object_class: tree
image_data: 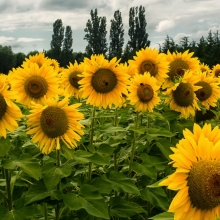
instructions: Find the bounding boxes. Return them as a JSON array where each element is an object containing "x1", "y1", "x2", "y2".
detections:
[
  {"x1": 61, "y1": 25, "x2": 73, "y2": 67},
  {"x1": 159, "y1": 35, "x2": 176, "y2": 53},
  {"x1": 50, "y1": 19, "x2": 64, "y2": 62},
  {"x1": 126, "y1": 6, "x2": 150, "y2": 53},
  {"x1": 109, "y1": 10, "x2": 124, "y2": 60},
  {"x1": 0, "y1": 45, "x2": 16, "y2": 74},
  {"x1": 14, "y1": 52, "x2": 26, "y2": 68},
  {"x1": 84, "y1": 9, "x2": 108, "y2": 57},
  {"x1": 179, "y1": 36, "x2": 190, "y2": 51}
]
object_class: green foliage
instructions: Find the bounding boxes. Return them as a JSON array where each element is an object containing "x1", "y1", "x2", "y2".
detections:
[
  {"x1": 0, "y1": 45, "x2": 16, "y2": 74},
  {"x1": 84, "y1": 9, "x2": 108, "y2": 57},
  {"x1": 109, "y1": 10, "x2": 124, "y2": 60}
]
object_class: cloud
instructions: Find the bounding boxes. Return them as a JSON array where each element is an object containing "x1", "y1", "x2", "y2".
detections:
[
  {"x1": 0, "y1": 36, "x2": 15, "y2": 44},
  {"x1": 17, "y1": 37, "x2": 44, "y2": 42},
  {"x1": 155, "y1": 19, "x2": 175, "y2": 32}
]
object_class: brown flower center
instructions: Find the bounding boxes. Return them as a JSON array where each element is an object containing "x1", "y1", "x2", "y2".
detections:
[
  {"x1": 137, "y1": 83, "x2": 154, "y2": 102},
  {"x1": 68, "y1": 71, "x2": 82, "y2": 89},
  {"x1": 195, "y1": 81, "x2": 212, "y2": 101},
  {"x1": 40, "y1": 106, "x2": 68, "y2": 138},
  {"x1": 24, "y1": 75, "x2": 48, "y2": 99},
  {"x1": 172, "y1": 82, "x2": 194, "y2": 107},
  {"x1": 91, "y1": 69, "x2": 117, "y2": 93},
  {"x1": 188, "y1": 160, "x2": 220, "y2": 210},
  {"x1": 0, "y1": 94, "x2": 7, "y2": 120},
  {"x1": 168, "y1": 59, "x2": 189, "y2": 81},
  {"x1": 214, "y1": 69, "x2": 220, "y2": 77},
  {"x1": 140, "y1": 60, "x2": 158, "y2": 77}
]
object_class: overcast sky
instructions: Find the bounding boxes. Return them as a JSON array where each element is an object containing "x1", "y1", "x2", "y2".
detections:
[{"x1": 0, "y1": 0, "x2": 219, "y2": 55}]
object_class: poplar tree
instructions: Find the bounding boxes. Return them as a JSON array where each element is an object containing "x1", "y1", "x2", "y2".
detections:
[
  {"x1": 84, "y1": 9, "x2": 108, "y2": 57},
  {"x1": 109, "y1": 10, "x2": 124, "y2": 60},
  {"x1": 50, "y1": 19, "x2": 64, "y2": 61},
  {"x1": 127, "y1": 6, "x2": 150, "y2": 52},
  {"x1": 61, "y1": 25, "x2": 73, "y2": 66}
]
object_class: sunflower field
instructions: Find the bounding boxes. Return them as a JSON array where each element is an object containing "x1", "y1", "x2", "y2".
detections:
[{"x1": 1, "y1": 47, "x2": 220, "y2": 220}]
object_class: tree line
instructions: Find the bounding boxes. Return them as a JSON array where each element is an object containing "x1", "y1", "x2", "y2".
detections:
[{"x1": 0, "y1": 6, "x2": 220, "y2": 74}]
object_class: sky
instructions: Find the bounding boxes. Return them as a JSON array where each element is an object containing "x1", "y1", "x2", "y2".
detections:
[{"x1": 0, "y1": 0, "x2": 220, "y2": 55}]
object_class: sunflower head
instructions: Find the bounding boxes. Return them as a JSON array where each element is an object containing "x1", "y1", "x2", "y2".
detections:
[
  {"x1": 60, "y1": 61, "x2": 84, "y2": 98},
  {"x1": 128, "y1": 47, "x2": 169, "y2": 85},
  {"x1": 79, "y1": 55, "x2": 129, "y2": 109},
  {"x1": 164, "y1": 70, "x2": 200, "y2": 118},
  {"x1": 159, "y1": 123, "x2": 220, "y2": 220},
  {"x1": 27, "y1": 98, "x2": 84, "y2": 154},
  {"x1": 163, "y1": 50, "x2": 200, "y2": 89},
  {"x1": 9, "y1": 63, "x2": 59, "y2": 107},
  {"x1": 212, "y1": 64, "x2": 220, "y2": 77},
  {"x1": 127, "y1": 72, "x2": 161, "y2": 112},
  {"x1": 0, "y1": 94, "x2": 7, "y2": 120},
  {"x1": 23, "y1": 52, "x2": 46, "y2": 67}
]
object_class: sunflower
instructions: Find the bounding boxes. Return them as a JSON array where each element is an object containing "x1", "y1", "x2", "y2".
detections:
[
  {"x1": 200, "y1": 63, "x2": 211, "y2": 75},
  {"x1": 60, "y1": 61, "x2": 84, "y2": 99},
  {"x1": 128, "y1": 47, "x2": 169, "y2": 86},
  {"x1": 194, "y1": 71, "x2": 220, "y2": 109},
  {"x1": 47, "y1": 58, "x2": 60, "y2": 73},
  {"x1": 163, "y1": 50, "x2": 200, "y2": 89},
  {"x1": 127, "y1": 72, "x2": 161, "y2": 112},
  {"x1": 22, "y1": 52, "x2": 47, "y2": 68},
  {"x1": 0, "y1": 74, "x2": 22, "y2": 138},
  {"x1": 211, "y1": 64, "x2": 220, "y2": 78},
  {"x1": 26, "y1": 98, "x2": 84, "y2": 154},
  {"x1": 164, "y1": 70, "x2": 200, "y2": 119},
  {"x1": 78, "y1": 54, "x2": 129, "y2": 109},
  {"x1": 9, "y1": 63, "x2": 59, "y2": 107},
  {"x1": 159, "y1": 123, "x2": 220, "y2": 220}
]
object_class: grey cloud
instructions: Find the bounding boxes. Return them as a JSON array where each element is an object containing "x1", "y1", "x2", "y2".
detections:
[{"x1": 39, "y1": 0, "x2": 92, "y2": 11}]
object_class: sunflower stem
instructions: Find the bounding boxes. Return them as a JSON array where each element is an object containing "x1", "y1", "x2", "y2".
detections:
[
  {"x1": 128, "y1": 112, "x2": 139, "y2": 177},
  {"x1": 5, "y1": 169, "x2": 12, "y2": 211},
  {"x1": 88, "y1": 106, "x2": 96, "y2": 180},
  {"x1": 44, "y1": 203, "x2": 48, "y2": 220},
  {"x1": 55, "y1": 150, "x2": 61, "y2": 220}
]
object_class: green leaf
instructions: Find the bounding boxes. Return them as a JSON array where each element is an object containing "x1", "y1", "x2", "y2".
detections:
[
  {"x1": 140, "y1": 153, "x2": 167, "y2": 171},
  {"x1": 16, "y1": 156, "x2": 42, "y2": 180},
  {"x1": 146, "y1": 128, "x2": 175, "y2": 137},
  {"x1": 63, "y1": 192, "x2": 82, "y2": 210},
  {"x1": 73, "y1": 150, "x2": 92, "y2": 163},
  {"x1": 98, "y1": 143, "x2": 114, "y2": 155},
  {"x1": 43, "y1": 163, "x2": 71, "y2": 191},
  {"x1": 132, "y1": 161, "x2": 157, "y2": 180},
  {"x1": 88, "y1": 152, "x2": 110, "y2": 165},
  {"x1": 127, "y1": 125, "x2": 146, "y2": 134},
  {"x1": 79, "y1": 184, "x2": 109, "y2": 219},
  {"x1": 110, "y1": 197, "x2": 147, "y2": 218},
  {"x1": 99, "y1": 124, "x2": 126, "y2": 134},
  {"x1": 149, "y1": 212, "x2": 174, "y2": 220},
  {"x1": 3, "y1": 210, "x2": 28, "y2": 220},
  {"x1": 0, "y1": 137, "x2": 13, "y2": 157},
  {"x1": 102, "y1": 171, "x2": 140, "y2": 195},
  {"x1": 25, "y1": 181, "x2": 50, "y2": 205},
  {"x1": 0, "y1": 205, "x2": 8, "y2": 217},
  {"x1": 156, "y1": 139, "x2": 173, "y2": 161},
  {"x1": 2, "y1": 155, "x2": 41, "y2": 180},
  {"x1": 91, "y1": 177, "x2": 112, "y2": 194},
  {"x1": 141, "y1": 187, "x2": 169, "y2": 211}
]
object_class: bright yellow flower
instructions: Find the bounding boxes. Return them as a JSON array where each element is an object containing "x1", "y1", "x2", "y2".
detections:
[
  {"x1": 164, "y1": 71, "x2": 200, "y2": 118},
  {"x1": 159, "y1": 123, "x2": 220, "y2": 220},
  {"x1": 194, "y1": 71, "x2": 220, "y2": 109},
  {"x1": 211, "y1": 64, "x2": 220, "y2": 78},
  {"x1": 26, "y1": 98, "x2": 84, "y2": 154},
  {"x1": 199, "y1": 63, "x2": 211, "y2": 75},
  {"x1": 127, "y1": 72, "x2": 161, "y2": 112},
  {"x1": 22, "y1": 52, "x2": 47, "y2": 67},
  {"x1": 163, "y1": 50, "x2": 200, "y2": 89},
  {"x1": 60, "y1": 61, "x2": 84, "y2": 99},
  {"x1": 128, "y1": 47, "x2": 169, "y2": 86},
  {"x1": 0, "y1": 74, "x2": 22, "y2": 138},
  {"x1": 9, "y1": 63, "x2": 59, "y2": 107},
  {"x1": 79, "y1": 54, "x2": 129, "y2": 109}
]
